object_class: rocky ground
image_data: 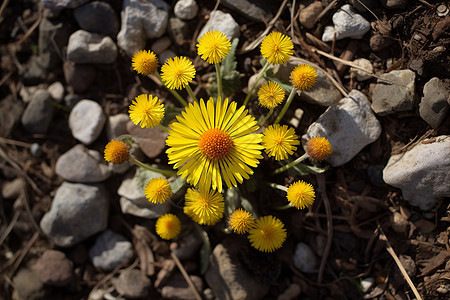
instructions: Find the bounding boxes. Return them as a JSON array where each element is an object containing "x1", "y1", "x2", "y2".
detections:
[{"x1": 0, "y1": 0, "x2": 449, "y2": 299}]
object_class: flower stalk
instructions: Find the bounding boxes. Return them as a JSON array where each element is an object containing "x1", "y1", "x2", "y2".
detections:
[
  {"x1": 273, "y1": 88, "x2": 297, "y2": 125},
  {"x1": 130, "y1": 156, "x2": 177, "y2": 177},
  {"x1": 272, "y1": 152, "x2": 309, "y2": 174},
  {"x1": 243, "y1": 61, "x2": 271, "y2": 107}
]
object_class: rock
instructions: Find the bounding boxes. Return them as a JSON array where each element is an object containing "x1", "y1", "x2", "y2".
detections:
[
  {"x1": 47, "y1": 81, "x2": 64, "y2": 102},
  {"x1": 63, "y1": 61, "x2": 96, "y2": 93},
  {"x1": 360, "y1": 278, "x2": 374, "y2": 293},
  {"x1": 19, "y1": 85, "x2": 40, "y2": 103},
  {"x1": 67, "y1": 30, "x2": 118, "y2": 64},
  {"x1": 350, "y1": 58, "x2": 373, "y2": 81},
  {"x1": 113, "y1": 269, "x2": 152, "y2": 299},
  {"x1": 74, "y1": 1, "x2": 119, "y2": 38},
  {"x1": 89, "y1": 230, "x2": 134, "y2": 271},
  {"x1": 31, "y1": 142, "x2": 42, "y2": 158},
  {"x1": 370, "y1": 34, "x2": 392, "y2": 52},
  {"x1": 390, "y1": 211, "x2": 408, "y2": 233},
  {"x1": 293, "y1": 242, "x2": 318, "y2": 273},
  {"x1": 322, "y1": 4, "x2": 370, "y2": 42},
  {"x1": 55, "y1": 144, "x2": 112, "y2": 183},
  {"x1": 380, "y1": 0, "x2": 407, "y2": 10},
  {"x1": 117, "y1": 0, "x2": 170, "y2": 57},
  {"x1": 161, "y1": 272, "x2": 203, "y2": 300},
  {"x1": 174, "y1": 0, "x2": 199, "y2": 20},
  {"x1": 126, "y1": 121, "x2": 168, "y2": 158},
  {"x1": 159, "y1": 49, "x2": 177, "y2": 64},
  {"x1": 64, "y1": 93, "x2": 82, "y2": 109},
  {"x1": 21, "y1": 89, "x2": 55, "y2": 134},
  {"x1": 1, "y1": 178, "x2": 25, "y2": 199},
  {"x1": 42, "y1": 0, "x2": 89, "y2": 9},
  {"x1": 0, "y1": 95, "x2": 23, "y2": 137},
  {"x1": 383, "y1": 135, "x2": 450, "y2": 210},
  {"x1": 32, "y1": 250, "x2": 73, "y2": 286},
  {"x1": 13, "y1": 268, "x2": 47, "y2": 300},
  {"x1": 69, "y1": 99, "x2": 106, "y2": 145},
  {"x1": 21, "y1": 56, "x2": 47, "y2": 85},
  {"x1": 205, "y1": 240, "x2": 270, "y2": 300},
  {"x1": 419, "y1": 77, "x2": 449, "y2": 128},
  {"x1": 371, "y1": 69, "x2": 416, "y2": 116},
  {"x1": 299, "y1": 2, "x2": 323, "y2": 29},
  {"x1": 106, "y1": 114, "x2": 130, "y2": 140},
  {"x1": 305, "y1": 90, "x2": 381, "y2": 166},
  {"x1": 219, "y1": 0, "x2": 274, "y2": 23},
  {"x1": 151, "y1": 36, "x2": 172, "y2": 55},
  {"x1": 40, "y1": 182, "x2": 109, "y2": 247},
  {"x1": 198, "y1": 10, "x2": 240, "y2": 42},
  {"x1": 409, "y1": 59, "x2": 425, "y2": 77},
  {"x1": 367, "y1": 164, "x2": 386, "y2": 187},
  {"x1": 393, "y1": 255, "x2": 416, "y2": 286},
  {"x1": 168, "y1": 17, "x2": 191, "y2": 47},
  {"x1": 172, "y1": 231, "x2": 202, "y2": 261}
]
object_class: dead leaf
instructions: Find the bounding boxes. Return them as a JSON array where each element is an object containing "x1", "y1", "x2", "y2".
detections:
[{"x1": 419, "y1": 251, "x2": 450, "y2": 276}]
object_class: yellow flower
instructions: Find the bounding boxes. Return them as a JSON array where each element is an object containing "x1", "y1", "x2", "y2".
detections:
[
  {"x1": 228, "y1": 209, "x2": 255, "y2": 234},
  {"x1": 305, "y1": 136, "x2": 332, "y2": 161},
  {"x1": 129, "y1": 94, "x2": 165, "y2": 128},
  {"x1": 197, "y1": 30, "x2": 231, "y2": 64},
  {"x1": 290, "y1": 64, "x2": 317, "y2": 91},
  {"x1": 104, "y1": 140, "x2": 130, "y2": 164},
  {"x1": 183, "y1": 188, "x2": 224, "y2": 225},
  {"x1": 248, "y1": 215, "x2": 287, "y2": 253},
  {"x1": 161, "y1": 56, "x2": 196, "y2": 90},
  {"x1": 286, "y1": 180, "x2": 315, "y2": 209},
  {"x1": 132, "y1": 50, "x2": 158, "y2": 75},
  {"x1": 156, "y1": 213, "x2": 181, "y2": 240},
  {"x1": 145, "y1": 178, "x2": 173, "y2": 204},
  {"x1": 258, "y1": 81, "x2": 285, "y2": 109},
  {"x1": 166, "y1": 97, "x2": 263, "y2": 192},
  {"x1": 262, "y1": 125, "x2": 300, "y2": 161},
  {"x1": 260, "y1": 32, "x2": 293, "y2": 65}
]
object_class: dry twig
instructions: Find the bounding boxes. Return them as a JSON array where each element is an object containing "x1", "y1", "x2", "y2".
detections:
[{"x1": 170, "y1": 251, "x2": 203, "y2": 300}]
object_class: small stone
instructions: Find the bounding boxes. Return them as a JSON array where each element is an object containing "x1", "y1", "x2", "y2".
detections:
[
  {"x1": 21, "y1": 56, "x2": 47, "y2": 85},
  {"x1": 161, "y1": 272, "x2": 203, "y2": 300},
  {"x1": 67, "y1": 30, "x2": 118, "y2": 64},
  {"x1": 299, "y1": 2, "x2": 323, "y2": 29},
  {"x1": 74, "y1": 1, "x2": 119, "y2": 37},
  {"x1": 32, "y1": 250, "x2": 73, "y2": 286},
  {"x1": 89, "y1": 230, "x2": 134, "y2": 271},
  {"x1": 380, "y1": 0, "x2": 407, "y2": 10},
  {"x1": 198, "y1": 10, "x2": 240, "y2": 42},
  {"x1": 47, "y1": 81, "x2": 64, "y2": 102},
  {"x1": 322, "y1": 4, "x2": 370, "y2": 42},
  {"x1": 174, "y1": 0, "x2": 199, "y2": 20},
  {"x1": 30, "y1": 143, "x2": 42, "y2": 157},
  {"x1": 69, "y1": 99, "x2": 106, "y2": 145},
  {"x1": 371, "y1": 69, "x2": 416, "y2": 116},
  {"x1": 21, "y1": 89, "x2": 55, "y2": 134},
  {"x1": 409, "y1": 59, "x2": 425, "y2": 77},
  {"x1": 219, "y1": 0, "x2": 274, "y2": 23},
  {"x1": 0, "y1": 95, "x2": 23, "y2": 137},
  {"x1": 277, "y1": 283, "x2": 301, "y2": 300},
  {"x1": 64, "y1": 93, "x2": 82, "y2": 109},
  {"x1": 42, "y1": 0, "x2": 89, "y2": 9},
  {"x1": 159, "y1": 49, "x2": 177, "y2": 64},
  {"x1": 390, "y1": 211, "x2": 408, "y2": 233},
  {"x1": 106, "y1": 114, "x2": 129, "y2": 140},
  {"x1": 13, "y1": 268, "x2": 47, "y2": 300},
  {"x1": 350, "y1": 58, "x2": 373, "y2": 81},
  {"x1": 19, "y1": 85, "x2": 40, "y2": 103},
  {"x1": 361, "y1": 278, "x2": 374, "y2": 293},
  {"x1": 419, "y1": 77, "x2": 449, "y2": 128},
  {"x1": 168, "y1": 17, "x2": 191, "y2": 47},
  {"x1": 172, "y1": 231, "x2": 202, "y2": 261},
  {"x1": 1, "y1": 178, "x2": 25, "y2": 199},
  {"x1": 63, "y1": 61, "x2": 96, "y2": 93},
  {"x1": 126, "y1": 121, "x2": 168, "y2": 158},
  {"x1": 151, "y1": 36, "x2": 172, "y2": 55},
  {"x1": 113, "y1": 269, "x2": 151, "y2": 299},
  {"x1": 436, "y1": 284, "x2": 449, "y2": 294},
  {"x1": 370, "y1": 34, "x2": 392, "y2": 52},
  {"x1": 293, "y1": 242, "x2": 318, "y2": 273}
]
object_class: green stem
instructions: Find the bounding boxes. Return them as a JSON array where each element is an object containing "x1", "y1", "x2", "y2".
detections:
[
  {"x1": 272, "y1": 153, "x2": 309, "y2": 175},
  {"x1": 155, "y1": 73, "x2": 188, "y2": 107},
  {"x1": 158, "y1": 123, "x2": 169, "y2": 133},
  {"x1": 258, "y1": 108, "x2": 274, "y2": 126},
  {"x1": 185, "y1": 84, "x2": 198, "y2": 103},
  {"x1": 268, "y1": 183, "x2": 292, "y2": 210},
  {"x1": 215, "y1": 62, "x2": 223, "y2": 100},
  {"x1": 273, "y1": 88, "x2": 298, "y2": 125},
  {"x1": 243, "y1": 61, "x2": 271, "y2": 107},
  {"x1": 130, "y1": 156, "x2": 177, "y2": 177}
]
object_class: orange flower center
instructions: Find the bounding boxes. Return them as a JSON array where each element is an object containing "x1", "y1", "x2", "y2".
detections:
[{"x1": 198, "y1": 128, "x2": 234, "y2": 160}]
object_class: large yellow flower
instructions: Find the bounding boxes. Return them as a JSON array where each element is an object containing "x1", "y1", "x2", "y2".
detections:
[
  {"x1": 262, "y1": 124, "x2": 300, "y2": 160},
  {"x1": 132, "y1": 50, "x2": 158, "y2": 75},
  {"x1": 160, "y1": 56, "x2": 196, "y2": 90},
  {"x1": 184, "y1": 188, "x2": 224, "y2": 225},
  {"x1": 260, "y1": 32, "x2": 293, "y2": 65},
  {"x1": 248, "y1": 215, "x2": 287, "y2": 253},
  {"x1": 129, "y1": 94, "x2": 164, "y2": 128},
  {"x1": 166, "y1": 97, "x2": 263, "y2": 192},
  {"x1": 197, "y1": 30, "x2": 231, "y2": 64}
]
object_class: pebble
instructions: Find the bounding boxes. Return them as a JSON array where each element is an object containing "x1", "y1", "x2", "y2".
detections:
[
  {"x1": 64, "y1": 93, "x2": 82, "y2": 109},
  {"x1": 47, "y1": 81, "x2": 64, "y2": 103},
  {"x1": 370, "y1": 34, "x2": 392, "y2": 52},
  {"x1": 113, "y1": 269, "x2": 152, "y2": 299},
  {"x1": 293, "y1": 242, "x2": 318, "y2": 273},
  {"x1": 198, "y1": 10, "x2": 240, "y2": 42},
  {"x1": 21, "y1": 56, "x2": 47, "y2": 85},
  {"x1": 161, "y1": 272, "x2": 203, "y2": 300},
  {"x1": 1, "y1": 178, "x2": 25, "y2": 199},
  {"x1": 360, "y1": 277, "x2": 374, "y2": 293},
  {"x1": 30, "y1": 143, "x2": 43, "y2": 157},
  {"x1": 305, "y1": 90, "x2": 382, "y2": 167},
  {"x1": 69, "y1": 99, "x2": 106, "y2": 145},
  {"x1": 42, "y1": 0, "x2": 89, "y2": 9},
  {"x1": 67, "y1": 30, "x2": 118, "y2": 64},
  {"x1": 383, "y1": 135, "x2": 450, "y2": 210},
  {"x1": 38, "y1": 17, "x2": 73, "y2": 70},
  {"x1": 299, "y1": 1, "x2": 323, "y2": 29},
  {"x1": 172, "y1": 231, "x2": 202, "y2": 261},
  {"x1": 350, "y1": 58, "x2": 373, "y2": 81},
  {"x1": 89, "y1": 230, "x2": 134, "y2": 271},
  {"x1": 106, "y1": 113, "x2": 130, "y2": 140},
  {"x1": 151, "y1": 36, "x2": 172, "y2": 55},
  {"x1": 409, "y1": 59, "x2": 425, "y2": 77},
  {"x1": 21, "y1": 89, "x2": 55, "y2": 134},
  {"x1": 419, "y1": 77, "x2": 449, "y2": 128},
  {"x1": 390, "y1": 211, "x2": 409, "y2": 233},
  {"x1": 371, "y1": 69, "x2": 416, "y2": 116},
  {"x1": 32, "y1": 250, "x2": 73, "y2": 286},
  {"x1": 13, "y1": 268, "x2": 47, "y2": 300},
  {"x1": 322, "y1": 4, "x2": 370, "y2": 42},
  {"x1": 220, "y1": 0, "x2": 274, "y2": 23},
  {"x1": 168, "y1": 17, "x2": 191, "y2": 47},
  {"x1": 63, "y1": 61, "x2": 96, "y2": 93},
  {"x1": 19, "y1": 85, "x2": 39, "y2": 103},
  {"x1": 0, "y1": 95, "x2": 23, "y2": 137},
  {"x1": 380, "y1": 0, "x2": 407, "y2": 10},
  {"x1": 159, "y1": 49, "x2": 177, "y2": 64},
  {"x1": 205, "y1": 239, "x2": 270, "y2": 300},
  {"x1": 74, "y1": 1, "x2": 119, "y2": 38},
  {"x1": 40, "y1": 182, "x2": 109, "y2": 247},
  {"x1": 117, "y1": 0, "x2": 170, "y2": 57},
  {"x1": 55, "y1": 144, "x2": 112, "y2": 183},
  {"x1": 174, "y1": 0, "x2": 199, "y2": 20},
  {"x1": 126, "y1": 121, "x2": 168, "y2": 158},
  {"x1": 277, "y1": 283, "x2": 301, "y2": 300}
]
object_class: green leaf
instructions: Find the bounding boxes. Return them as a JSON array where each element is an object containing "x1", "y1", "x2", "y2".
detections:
[
  {"x1": 134, "y1": 167, "x2": 165, "y2": 191},
  {"x1": 288, "y1": 163, "x2": 329, "y2": 176},
  {"x1": 263, "y1": 70, "x2": 293, "y2": 93},
  {"x1": 197, "y1": 226, "x2": 211, "y2": 274},
  {"x1": 160, "y1": 102, "x2": 182, "y2": 127},
  {"x1": 169, "y1": 176, "x2": 186, "y2": 194}
]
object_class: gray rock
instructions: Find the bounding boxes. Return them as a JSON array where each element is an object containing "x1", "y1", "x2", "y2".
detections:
[
  {"x1": 172, "y1": 231, "x2": 202, "y2": 261},
  {"x1": 74, "y1": 1, "x2": 119, "y2": 37},
  {"x1": 67, "y1": 30, "x2": 118, "y2": 64},
  {"x1": 383, "y1": 135, "x2": 450, "y2": 210},
  {"x1": 55, "y1": 144, "x2": 111, "y2": 183},
  {"x1": 63, "y1": 61, "x2": 96, "y2": 93},
  {"x1": 69, "y1": 99, "x2": 106, "y2": 145},
  {"x1": 305, "y1": 90, "x2": 382, "y2": 166},
  {"x1": 89, "y1": 230, "x2": 134, "y2": 271},
  {"x1": 1, "y1": 178, "x2": 25, "y2": 200},
  {"x1": 19, "y1": 85, "x2": 40, "y2": 103},
  {"x1": 220, "y1": 0, "x2": 274, "y2": 23},
  {"x1": 106, "y1": 113, "x2": 130, "y2": 140},
  {"x1": 322, "y1": 4, "x2": 370, "y2": 42},
  {"x1": 168, "y1": 17, "x2": 191, "y2": 47},
  {"x1": 161, "y1": 273, "x2": 203, "y2": 300},
  {"x1": 47, "y1": 81, "x2": 64, "y2": 103},
  {"x1": 30, "y1": 143, "x2": 43, "y2": 158},
  {"x1": 126, "y1": 122, "x2": 168, "y2": 158},
  {"x1": 370, "y1": 34, "x2": 392, "y2": 52},
  {"x1": 0, "y1": 95, "x2": 23, "y2": 137},
  {"x1": 205, "y1": 240, "x2": 270, "y2": 300},
  {"x1": 390, "y1": 211, "x2": 408, "y2": 233},
  {"x1": 32, "y1": 250, "x2": 73, "y2": 286},
  {"x1": 293, "y1": 242, "x2": 318, "y2": 273},
  {"x1": 174, "y1": 0, "x2": 199, "y2": 20},
  {"x1": 419, "y1": 77, "x2": 449, "y2": 128},
  {"x1": 21, "y1": 89, "x2": 55, "y2": 134},
  {"x1": 40, "y1": 182, "x2": 109, "y2": 247},
  {"x1": 350, "y1": 58, "x2": 373, "y2": 81},
  {"x1": 380, "y1": 0, "x2": 407, "y2": 9},
  {"x1": 64, "y1": 93, "x2": 82, "y2": 109},
  {"x1": 113, "y1": 269, "x2": 152, "y2": 299},
  {"x1": 151, "y1": 36, "x2": 172, "y2": 55},
  {"x1": 299, "y1": 1, "x2": 323, "y2": 29},
  {"x1": 371, "y1": 69, "x2": 416, "y2": 116},
  {"x1": 159, "y1": 49, "x2": 177, "y2": 64},
  {"x1": 360, "y1": 278, "x2": 374, "y2": 293},
  {"x1": 198, "y1": 10, "x2": 240, "y2": 42},
  {"x1": 42, "y1": 0, "x2": 89, "y2": 9},
  {"x1": 13, "y1": 268, "x2": 47, "y2": 300},
  {"x1": 117, "y1": 0, "x2": 170, "y2": 57}
]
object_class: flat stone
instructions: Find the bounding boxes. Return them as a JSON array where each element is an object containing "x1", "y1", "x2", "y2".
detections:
[
  {"x1": 161, "y1": 273, "x2": 203, "y2": 300},
  {"x1": 419, "y1": 77, "x2": 449, "y2": 128},
  {"x1": 371, "y1": 69, "x2": 416, "y2": 116},
  {"x1": 219, "y1": 0, "x2": 274, "y2": 23},
  {"x1": 350, "y1": 58, "x2": 373, "y2": 81},
  {"x1": 13, "y1": 268, "x2": 47, "y2": 300},
  {"x1": 198, "y1": 10, "x2": 240, "y2": 42},
  {"x1": 293, "y1": 242, "x2": 318, "y2": 273},
  {"x1": 63, "y1": 61, "x2": 96, "y2": 93},
  {"x1": 89, "y1": 230, "x2": 134, "y2": 271},
  {"x1": 174, "y1": 0, "x2": 199, "y2": 20},
  {"x1": 74, "y1": 1, "x2": 119, "y2": 37},
  {"x1": 299, "y1": 1, "x2": 323, "y2": 29},
  {"x1": 151, "y1": 36, "x2": 172, "y2": 55},
  {"x1": 69, "y1": 99, "x2": 106, "y2": 145},
  {"x1": 0, "y1": 95, "x2": 23, "y2": 137},
  {"x1": 126, "y1": 121, "x2": 168, "y2": 158},
  {"x1": 40, "y1": 182, "x2": 109, "y2": 247},
  {"x1": 21, "y1": 89, "x2": 55, "y2": 134},
  {"x1": 67, "y1": 30, "x2": 118, "y2": 64},
  {"x1": 159, "y1": 49, "x2": 177, "y2": 65},
  {"x1": 106, "y1": 113, "x2": 130, "y2": 140},
  {"x1": 42, "y1": 0, "x2": 89, "y2": 9},
  {"x1": 305, "y1": 90, "x2": 382, "y2": 166},
  {"x1": 32, "y1": 250, "x2": 73, "y2": 286},
  {"x1": 322, "y1": 4, "x2": 370, "y2": 42},
  {"x1": 113, "y1": 269, "x2": 152, "y2": 299},
  {"x1": 383, "y1": 135, "x2": 450, "y2": 210}
]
